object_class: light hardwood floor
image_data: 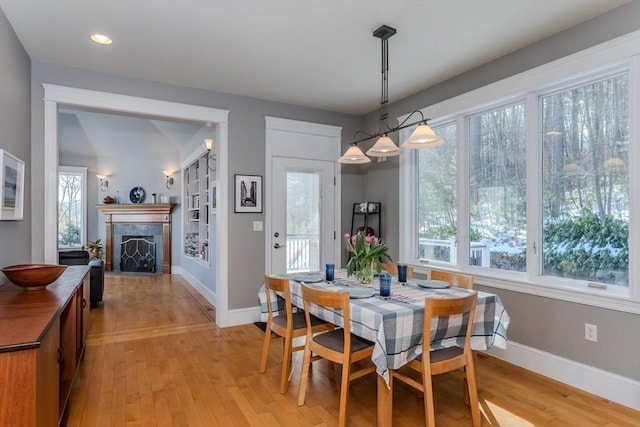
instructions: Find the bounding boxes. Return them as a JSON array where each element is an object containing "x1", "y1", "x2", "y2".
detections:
[{"x1": 66, "y1": 274, "x2": 639, "y2": 426}]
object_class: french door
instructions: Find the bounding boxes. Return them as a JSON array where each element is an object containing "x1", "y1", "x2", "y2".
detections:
[{"x1": 269, "y1": 157, "x2": 336, "y2": 274}]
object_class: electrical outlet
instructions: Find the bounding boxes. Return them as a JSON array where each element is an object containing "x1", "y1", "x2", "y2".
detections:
[{"x1": 585, "y1": 323, "x2": 598, "y2": 342}]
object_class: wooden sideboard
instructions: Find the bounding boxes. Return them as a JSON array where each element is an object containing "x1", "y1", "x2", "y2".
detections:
[{"x1": 0, "y1": 266, "x2": 90, "y2": 427}]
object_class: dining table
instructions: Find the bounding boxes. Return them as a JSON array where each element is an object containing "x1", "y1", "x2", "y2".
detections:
[{"x1": 258, "y1": 270, "x2": 510, "y2": 426}]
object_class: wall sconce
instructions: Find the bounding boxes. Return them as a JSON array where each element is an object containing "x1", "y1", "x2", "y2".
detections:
[
  {"x1": 204, "y1": 138, "x2": 217, "y2": 171},
  {"x1": 163, "y1": 170, "x2": 174, "y2": 189},
  {"x1": 96, "y1": 174, "x2": 109, "y2": 192}
]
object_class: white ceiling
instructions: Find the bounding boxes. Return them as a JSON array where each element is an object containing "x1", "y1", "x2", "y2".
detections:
[{"x1": 0, "y1": 0, "x2": 628, "y2": 115}]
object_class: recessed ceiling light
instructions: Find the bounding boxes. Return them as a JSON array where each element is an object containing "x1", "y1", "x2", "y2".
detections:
[{"x1": 90, "y1": 33, "x2": 112, "y2": 45}]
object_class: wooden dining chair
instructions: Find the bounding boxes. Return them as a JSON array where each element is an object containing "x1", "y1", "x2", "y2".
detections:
[
  {"x1": 428, "y1": 269, "x2": 474, "y2": 289},
  {"x1": 390, "y1": 291, "x2": 481, "y2": 426},
  {"x1": 259, "y1": 274, "x2": 333, "y2": 394},
  {"x1": 297, "y1": 284, "x2": 376, "y2": 427},
  {"x1": 381, "y1": 262, "x2": 414, "y2": 278}
]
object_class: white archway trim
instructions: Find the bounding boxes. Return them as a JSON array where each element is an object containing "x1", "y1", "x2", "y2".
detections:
[{"x1": 42, "y1": 84, "x2": 232, "y2": 326}]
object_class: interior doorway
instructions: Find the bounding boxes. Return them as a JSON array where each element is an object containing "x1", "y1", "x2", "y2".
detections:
[{"x1": 42, "y1": 84, "x2": 234, "y2": 326}]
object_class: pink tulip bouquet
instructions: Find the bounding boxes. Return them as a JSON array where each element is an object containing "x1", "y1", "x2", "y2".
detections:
[{"x1": 344, "y1": 231, "x2": 391, "y2": 283}]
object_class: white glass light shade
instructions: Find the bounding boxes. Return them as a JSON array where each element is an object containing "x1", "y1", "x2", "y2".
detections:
[
  {"x1": 338, "y1": 145, "x2": 371, "y2": 164},
  {"x1": 366, "y1": 135, "x2": 401, "y2": 157},
  {"x1": 96, "y1": 174, "x2": 106, "y2": 180},
  {"x1": 204, "y1": 138, "x2": 214, "y2": 150},
  {"x1": 402, "y1": 123, "x2": 445, "y2": 148},
  {"x1": 90, "y1": 33, "x2": 112, "y2": 45}
]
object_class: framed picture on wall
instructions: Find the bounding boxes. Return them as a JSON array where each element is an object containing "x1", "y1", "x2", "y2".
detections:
[
  {"x1": 234, "y1": 174, "x2": 262, "y2": 213},
  {"x1": 0, "y1": 150, "x2": 25, "y2": 220}
]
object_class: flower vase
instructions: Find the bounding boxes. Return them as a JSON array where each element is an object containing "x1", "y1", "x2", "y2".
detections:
[{"x1": 356, "y1": 260, "x2": 374, "y2": 284}]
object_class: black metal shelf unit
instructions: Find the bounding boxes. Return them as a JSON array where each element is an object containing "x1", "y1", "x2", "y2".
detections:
[{"x1": 350, "y1": 202, "x2": 382, "y2": 238}]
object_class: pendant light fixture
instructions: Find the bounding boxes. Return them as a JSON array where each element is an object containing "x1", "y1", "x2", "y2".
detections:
[{"x1": 338, "y1": 25, "x2": 444, "y2": 164}]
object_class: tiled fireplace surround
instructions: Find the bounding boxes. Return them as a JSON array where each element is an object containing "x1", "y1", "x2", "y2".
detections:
[{"x1": 96, "y1": 204, "x2": 177, "y2": 274}]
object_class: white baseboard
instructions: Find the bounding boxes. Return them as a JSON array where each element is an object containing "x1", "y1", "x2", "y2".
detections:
[
  {"x1": 172, "y1": 266, "x2": 217, "y2": 308},
  {"x1": 484, "y1": 342, "x2": 640, "y2": 411},
  {"x1": 224, "y1": 306, "x2": 262, "y2": 327},
  {"x1": 173, "y1": 267, "x2": 261, "y2": 327}
]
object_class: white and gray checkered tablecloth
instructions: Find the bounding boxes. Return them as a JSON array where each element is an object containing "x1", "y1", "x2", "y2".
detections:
[{"x1": 258, "y1": 271, "x2": 510, "y2": 386}]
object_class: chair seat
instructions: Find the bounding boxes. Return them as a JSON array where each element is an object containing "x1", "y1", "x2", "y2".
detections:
[
  {"x1": 272, "y1": 311, "x2": 328, "y2": 330},
  {"x1": 417, "y1": 346, "x2": 463, "y2": 364},
  {"x1": 313, "y1": 329, "x2": 374, "y2": 353}
]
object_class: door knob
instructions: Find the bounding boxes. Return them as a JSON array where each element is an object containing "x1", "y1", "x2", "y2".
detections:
[{"x1": 273, "y1": 243, "x2": 282, "y2": 249}]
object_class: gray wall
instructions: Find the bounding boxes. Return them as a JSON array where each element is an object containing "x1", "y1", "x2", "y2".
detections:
[
  {"x1": 29, "y1": 61, "x2": 363, "y2": 311},
  {"x1": 0, "y1": 8, "x2": 30, "y2": 280},
  {"x1": 359, "y1": 1, "x2": 640, "y2": 380}
]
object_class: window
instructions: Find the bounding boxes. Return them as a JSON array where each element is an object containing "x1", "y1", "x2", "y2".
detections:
[
  {"x1": 416, "y1": 122, "x2": 457, "y2": 263},
  {"x1": 541, "y1": 74, "x2": 629, "y2": 287},
  {"x1": 58, "y1": 166, "x2": 87, "y2": 249},
  {"x1": 468, "y1": 104, "x2": 526, "y2": 271},
  {"x1": 401, "y1": 32, "x2": 638, "y2": 307}
]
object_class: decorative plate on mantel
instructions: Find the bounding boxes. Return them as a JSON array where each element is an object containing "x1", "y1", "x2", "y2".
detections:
[{"x1": 129, "y1": 187, "x2": 145, "y2": 204}]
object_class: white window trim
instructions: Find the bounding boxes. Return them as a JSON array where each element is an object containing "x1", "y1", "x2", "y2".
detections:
[
  {"x1": 58, "y1": 166, "x2": 87, "y2": 250},
  {"x1": 400, "y1": 30, "x2": 640, "y2": 314}
]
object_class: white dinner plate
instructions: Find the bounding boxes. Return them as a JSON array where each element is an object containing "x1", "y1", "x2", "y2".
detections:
[
  {"x1": 347, "y1": 288, "x2": 375, "y2": 299},
  {"x1": 291, "y1": 272, "x2": 325, "y2": 283},
  {"x1": 414, "y1": 279, "x2": 451, "y2": 289}
]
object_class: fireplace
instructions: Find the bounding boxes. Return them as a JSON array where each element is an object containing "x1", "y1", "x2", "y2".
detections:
[
  {"x1": 96, "y1": 203, "x2": 176, "y2": 274},
  {"x1": 121, "y1": 235, "x2": 156, "y2": 273}
]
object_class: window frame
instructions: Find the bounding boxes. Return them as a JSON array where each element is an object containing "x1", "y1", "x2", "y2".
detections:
[
  {"x1": 400, "y1": 30, "x2": 640, "y2": 313},
  {"x1": 57, "y1": 166, "x2": 87, "y2": 250}
]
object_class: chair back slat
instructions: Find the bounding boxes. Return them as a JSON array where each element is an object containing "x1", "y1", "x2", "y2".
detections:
[
  {"x1": 424, "y1": 291, "x2": 477, "y2": 347},
  {"x1": 301, "y1": 283, "x2": 348, "y2": 310},
  {"x1": 427, "y1": 269, "x2": 474, "y2": 289}
]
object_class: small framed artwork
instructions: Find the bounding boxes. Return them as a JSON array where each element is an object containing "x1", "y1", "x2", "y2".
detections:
[
  {"x1": 210, "y1": 181, "x2": 217, "y2": 214},
  {"x1": 0, "y1": 150, "x2": 25, "y2": 220},
  {"x1": 234, "y1": 174, "x2": 262, "y2": 213}
]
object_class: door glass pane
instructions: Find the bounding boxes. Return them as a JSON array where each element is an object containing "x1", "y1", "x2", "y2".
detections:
[
  {"x1": 416, "y1": 122, "x2": 457, "y2": 263},
  {"x1": 541, "y1": 74, "x2": 629, "y2": 286},
  {"x1": 286, "y1": 171, "x2": 321, "y2": 273},
  {"x1": 468, "y1": 103, "x2": 527, "y2": 271}
]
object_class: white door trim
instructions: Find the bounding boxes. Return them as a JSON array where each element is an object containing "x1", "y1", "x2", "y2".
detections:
[
  {"x1": 42, "y1": 84, "x2": 233, "y2": 326},
  {"x1": 264, "y1": 116, "x2": 342, "y2": 273}
]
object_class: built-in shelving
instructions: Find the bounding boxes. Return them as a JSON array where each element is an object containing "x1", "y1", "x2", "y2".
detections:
[{"x1": 184, "y1": 153, "x2": 212, "y2": 262}]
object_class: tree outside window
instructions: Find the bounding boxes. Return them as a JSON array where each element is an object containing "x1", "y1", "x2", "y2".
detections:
[
  {"x1": 542, "y1": 74, "x2": 629, "y2": 286},
  {"x1": 58, "y1": 167, "x2": 87, "y2": 249},
  {"x1": 468, "y1": 104, "x2": 527, "y2": 271},
  {"x1": 416, "y1": 122, "x2": 457, "y2": 263}
]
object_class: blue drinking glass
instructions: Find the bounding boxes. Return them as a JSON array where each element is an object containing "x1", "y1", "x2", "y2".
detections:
[
  {"x1": 379, "y1": 273, "x2": 391, "y2": 297},
  {"x1": 397, "y1": 264, "x2": 407, "y2": 283},
  {"x1": 325, "y1": 263, "x2": 335, "y2": 281}
]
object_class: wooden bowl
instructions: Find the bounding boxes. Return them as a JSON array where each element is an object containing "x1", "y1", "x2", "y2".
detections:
[{"x1": 1, "y1": 264, "x2": 67, "y2": 290}]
